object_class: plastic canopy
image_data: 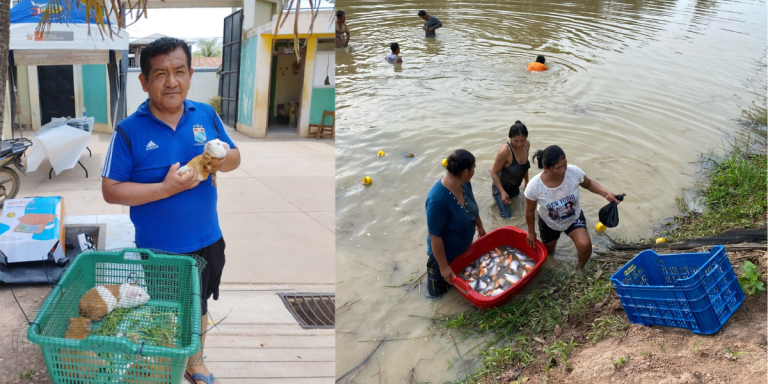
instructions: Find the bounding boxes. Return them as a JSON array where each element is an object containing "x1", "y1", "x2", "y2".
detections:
[{"x1": 9, "y1": 0, "x2": 128, "y2": 51}]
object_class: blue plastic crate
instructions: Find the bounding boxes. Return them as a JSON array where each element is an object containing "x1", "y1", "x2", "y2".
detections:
[{"x1": 610, "y1": 245, "x2": 744, "y2": 335}]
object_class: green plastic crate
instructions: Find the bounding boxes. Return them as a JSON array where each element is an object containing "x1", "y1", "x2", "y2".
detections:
[{"x1": 27, "y1": 248, "x2": 204, "y2": 384}]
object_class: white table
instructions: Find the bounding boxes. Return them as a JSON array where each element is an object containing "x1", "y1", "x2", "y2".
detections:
[{"x1": 26, "y1": 117, "x2": 94, "y2": 178}]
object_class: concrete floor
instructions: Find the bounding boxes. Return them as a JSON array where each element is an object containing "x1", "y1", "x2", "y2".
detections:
[{"x1": 10, "y1": 127, "x2": 335, "y2": 382}]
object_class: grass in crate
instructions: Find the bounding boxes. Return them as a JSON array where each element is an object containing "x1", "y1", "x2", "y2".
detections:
[{"x1": 92, "y1": 306, "x2": 180, "y2": 347}]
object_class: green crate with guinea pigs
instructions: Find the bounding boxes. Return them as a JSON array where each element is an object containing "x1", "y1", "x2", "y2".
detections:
[{"x1": 27, "y1": 248, "x2": 205, "y2": 384}]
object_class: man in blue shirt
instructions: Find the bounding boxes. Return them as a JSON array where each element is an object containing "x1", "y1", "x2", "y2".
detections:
[{"x1": 102, "y1": 37, "x2": 239, "y2": 384}]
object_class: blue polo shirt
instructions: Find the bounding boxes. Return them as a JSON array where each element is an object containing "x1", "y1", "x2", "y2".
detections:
[{"x1": 102, "y1": 99, "x2": 237, "y2": 254}]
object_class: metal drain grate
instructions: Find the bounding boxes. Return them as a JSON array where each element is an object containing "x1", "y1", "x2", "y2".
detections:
[{"x1": 278, "y1": 293, "x2": 335, "y2": 329}]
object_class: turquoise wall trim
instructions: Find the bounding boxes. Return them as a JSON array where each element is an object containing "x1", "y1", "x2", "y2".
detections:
[
  {"x1": 309, "y1": 87, "x2": 334, "y2": 125},
  {"x1": 238, "y1": 36, "x2": 257, "y2": 126},
  {"x1": 81, "y1": 65, "x2": 108, "y2": 124}
]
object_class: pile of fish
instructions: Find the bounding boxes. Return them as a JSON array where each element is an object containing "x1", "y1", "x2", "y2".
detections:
[{"x1": 459, "y1": 245, "x2": 536, "y2": 297}]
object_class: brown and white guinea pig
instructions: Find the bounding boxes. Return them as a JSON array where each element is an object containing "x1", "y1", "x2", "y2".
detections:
[
  {"x1": 177, "y1": 138, "x2": 230, "y2": 187},
  {"x1": 79, "y1": 283, "x2": 150, "y2": 322}
]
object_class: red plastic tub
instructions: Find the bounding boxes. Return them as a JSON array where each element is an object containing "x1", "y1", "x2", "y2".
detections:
[{"x1": 449, "y1": 226, "x2": 547, "y2": 309}]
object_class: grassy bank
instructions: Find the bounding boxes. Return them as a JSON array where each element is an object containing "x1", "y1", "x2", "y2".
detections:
[
  {"x1": 662, "y1": 103, "x2": 767, "y2": 240},
  {"x1": 439, "y1": 263, "x2": 616, "y2": 382}
]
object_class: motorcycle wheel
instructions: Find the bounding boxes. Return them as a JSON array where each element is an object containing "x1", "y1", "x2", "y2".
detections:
[{"x1": 0, "y1": 167, "x2": 21, "y2": 207}]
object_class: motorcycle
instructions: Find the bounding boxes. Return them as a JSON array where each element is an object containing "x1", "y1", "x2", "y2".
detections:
[{"x1": 0, "y1": 138, "x2": 33, "y2": 207}]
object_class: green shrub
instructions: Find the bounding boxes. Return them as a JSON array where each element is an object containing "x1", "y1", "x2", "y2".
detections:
[{"x1": 738, "y1": 260, "x2": 765, "y2": 296}]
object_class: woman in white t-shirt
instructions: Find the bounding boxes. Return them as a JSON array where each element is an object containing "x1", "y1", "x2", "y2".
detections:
[{"x1": 523, "y1": 145, "x2": 620, "y2": 271}]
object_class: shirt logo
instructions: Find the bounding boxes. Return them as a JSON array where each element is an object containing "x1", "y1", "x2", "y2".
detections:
[
  {"x1": 193, "y1": 125, "x2": 206, "y2": 143},
  {"x1": 146, "y1": 141, "x2": 158, "y2": 150}
]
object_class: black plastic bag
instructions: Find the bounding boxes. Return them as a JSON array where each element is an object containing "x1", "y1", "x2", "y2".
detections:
[{"x1": 598, "y1": 193, "x2": 626, "y2": 228}]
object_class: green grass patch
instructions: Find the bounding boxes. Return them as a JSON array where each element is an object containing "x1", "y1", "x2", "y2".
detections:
[
  {"x1": 544, "y1": 338, "x2": 578, "y2": 374},
  {"x1": 612, "y1": 355, "x2": 629, "y2": 369},
  {"x1": 441, "y1": 263, "x2": 615, "y2": 382},
  {"x1": 585, "y1": 315, "x2": 629, "y2": 345},
  {"x1": 19, "y1": 370, "x2": 35, "y2": 379},
  {"x1": 662, "y1": 142, "x2": 766, "y2": 240}
]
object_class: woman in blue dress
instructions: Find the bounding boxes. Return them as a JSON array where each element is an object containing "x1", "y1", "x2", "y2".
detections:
[{"x1": 425, "y1": 149, "x2": 486, "y2": 297}]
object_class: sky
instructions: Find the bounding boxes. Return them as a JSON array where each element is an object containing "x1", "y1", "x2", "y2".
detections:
[{"x1": 125, "y1": 8, "x2": 238, "y2": 44}]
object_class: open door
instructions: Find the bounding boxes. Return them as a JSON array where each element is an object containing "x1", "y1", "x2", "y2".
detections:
[{"x1": 266, "y1": 39, "x2": 306, "y2": 137}]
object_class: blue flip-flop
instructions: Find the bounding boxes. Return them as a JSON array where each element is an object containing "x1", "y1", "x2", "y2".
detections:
[{"x1": 185, "y1": 372, "x2": 216, "y2": 384}]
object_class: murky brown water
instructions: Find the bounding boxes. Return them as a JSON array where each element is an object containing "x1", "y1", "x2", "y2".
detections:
[{"x1": 335, "y1": 0, "x2": 766, "y2": 381}]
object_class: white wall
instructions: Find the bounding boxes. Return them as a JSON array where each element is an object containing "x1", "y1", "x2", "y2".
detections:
[
  {"x1": 126, "y1": 69, "x2": 221, "y2": 116},
  {"x1": 273, "y1": 55, "x2": 303, "y2": 116}
]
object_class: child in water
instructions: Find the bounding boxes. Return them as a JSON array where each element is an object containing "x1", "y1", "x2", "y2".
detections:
[
  {"x1": 528, "y1": 55, "x2": 548, "y2": 72},
  {"x1": 385, "y1": 42, "x2": 403, "y2": 64}
]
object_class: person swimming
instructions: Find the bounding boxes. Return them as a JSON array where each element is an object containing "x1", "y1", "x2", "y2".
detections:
[
  {"x1": 528, "y1": 55, "x2": 548, "y2": 72},
  {"x1": 385, "y1": 42, "x2": 403, "y2": 63}
]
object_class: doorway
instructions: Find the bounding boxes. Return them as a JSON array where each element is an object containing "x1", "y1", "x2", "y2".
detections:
[
  {"x1": 267, "y1": 39, "x2": 306, "y2": 137},
  {"x1": 37, "y1": 65, "x2": 75, "y2": 125}
]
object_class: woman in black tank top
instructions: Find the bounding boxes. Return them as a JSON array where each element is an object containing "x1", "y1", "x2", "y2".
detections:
[{"x1": 491, "y1": 121, "x2": 531, "y2": 218}]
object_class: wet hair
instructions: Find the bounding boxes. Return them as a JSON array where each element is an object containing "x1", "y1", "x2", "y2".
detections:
[
  {"x1": 140, "y1": 37, "x2": 192, "y2": 79},
  {"x1": 337, "y1": 10, "x2": 345, "y2": 18},
  {"x1": 508, "y1": 120, "x2": 528, "y2": 138},
  {"x1": 418, "y1": 10, "x2": 427, "y2": 17},
  {"x1": 446, "y1": 149, "x2": 476, "y2": 177},
  {"x1": 390, "y1": 42, "x2": 399, "y2": 52},
  {"x1": 536, "y1": 55, "x2": 545, "y2": 64},
  {"x1": 532, "y1": 145, "x2": 566, "y2": 169}
]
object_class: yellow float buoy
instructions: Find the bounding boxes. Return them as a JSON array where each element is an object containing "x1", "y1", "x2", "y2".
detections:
[
  {"x1": 362, "y1": 176, "x2": 372, "y2": 185},
  {"x1": 377, "y1": 151, "x2": 385, "y2": 157},
  {"x1": 656, "y1": 238, "x2": 666, "y2": 244},
  {"x1": 595, "y1": 222, "x2": 606, "y2": 232},
  {"x1": 406, "y1": 153, "x2": 415, "y2": 158},
  {"x1": 442, "y1": 158, "x2": 448, "y2": 167}
]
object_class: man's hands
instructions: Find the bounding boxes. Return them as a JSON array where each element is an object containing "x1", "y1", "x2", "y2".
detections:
[
  {"x1": 164, "y1": 163, "x2": 200, "y2": 196},
  {"x1": 429, "y1": 27, "x2": 435, "y2": 32}
]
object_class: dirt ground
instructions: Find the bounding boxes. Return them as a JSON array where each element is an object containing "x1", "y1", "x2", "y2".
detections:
[
  {"x1": 490, "y1": 249, "x2": 768, "y2": 384},
  {"x1": 0, "y1": 284, "x2": 55, "y2": 383}
]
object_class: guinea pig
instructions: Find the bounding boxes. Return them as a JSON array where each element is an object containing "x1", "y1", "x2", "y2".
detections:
[
  {"x1": 177, "y1": 139, "x2": 230, "y2": 187},
  {"x1": 122, "y1": 344, "x2": 177, "y2": 384},
  {"x1": 65, "y1": 317, "x2": 92, "y2": 340},
  {"x1": 61, "y1": 316, "x2": 101, "y2": 380},
  {"x1": 79, "y1": 283, "x2": 150, "y2": 322}
]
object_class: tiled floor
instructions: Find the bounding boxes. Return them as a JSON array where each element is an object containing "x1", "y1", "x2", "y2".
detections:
[{"x1": 9, "y1": 127, "x2": 336, "y2": 383}]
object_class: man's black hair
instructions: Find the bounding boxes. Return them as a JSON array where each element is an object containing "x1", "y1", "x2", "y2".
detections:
[
  {"x1": 390, "y1": 42, "x2": 399, "y2": 52},
  {"x1": 418, "y1": 10, "x2": 426, "y2": 17},
  {"x1": 536, "y1": 55, "x2": 545, "y2": 64},
  {"x1": 337, "y1": 10, "x2": 345, "y2": 17},
  {"x1": 140, "y1": 37, "x2": 192, "y2": 79}
]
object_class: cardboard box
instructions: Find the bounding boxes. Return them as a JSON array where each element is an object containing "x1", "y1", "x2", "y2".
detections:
[{"x1": 0, "y1": 197, "x2": 65, "y2": 263}]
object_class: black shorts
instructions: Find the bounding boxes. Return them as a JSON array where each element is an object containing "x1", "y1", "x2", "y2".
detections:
[
  {"x1": 188, "y1": 237, "x2": 226, "y2": 315},
  {"x1": 538, "y1": 210, "x2": 587, "y2": 244},
  {"x1": 426, "y1": 256, "x2": 451, "y2": 298}
]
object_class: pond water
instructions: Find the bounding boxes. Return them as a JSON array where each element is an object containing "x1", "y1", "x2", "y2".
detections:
[{"x1": 335, "y1": 0, "x2": 767, "y2": 381}]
